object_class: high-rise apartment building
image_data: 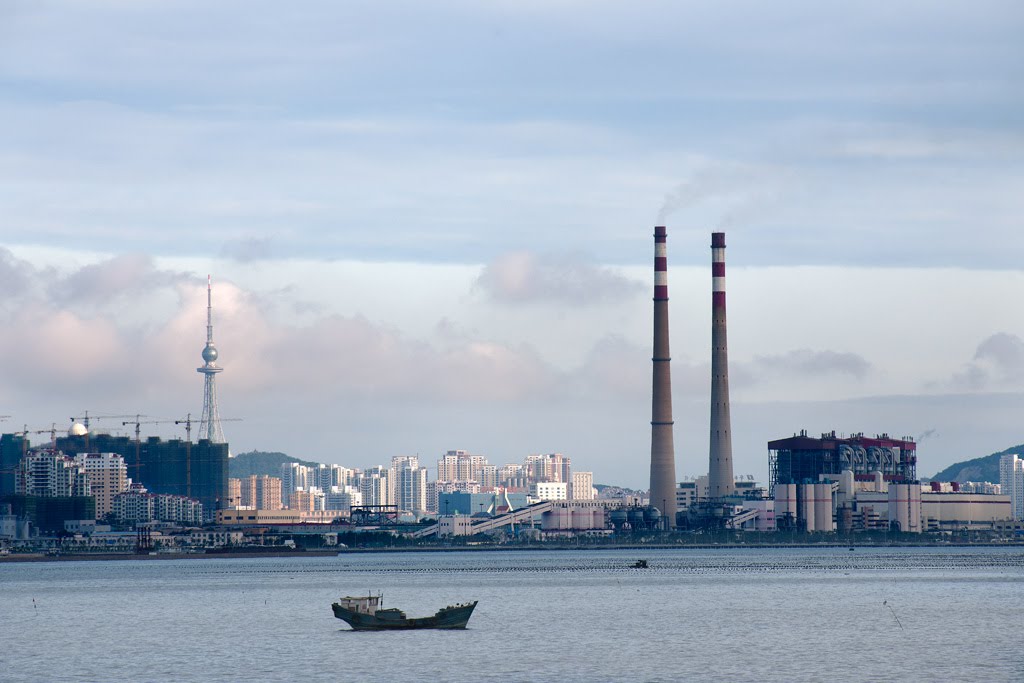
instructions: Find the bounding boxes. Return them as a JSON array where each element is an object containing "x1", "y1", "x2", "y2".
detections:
[
  {"x1": 393, "y1": 461, "x2": 428, "y2": 515},
  {"x1": 324, "y1": 486, "x2": 362, "y2": 511},
  {"x1": 478, "y1": 465, "x2": 499, "y2": 490},
  {"x1": 570, "y1": 471, "x2": 594, "y2": 500},
  {"x1": 17, "y1": 450, "x2": 90, "y2": 498},
  {"x1": 239, "y1": 475, "x2": 282, "y2": 510},
  {"x1": 358, "y1": 466, "x2": 393, "y2": 506},
  {"x1": 227, "y1": 478, "x2": 242, "y2": 507},
  {"x1": 0, "y1": 433, "x2": 28, "y2": 496},
  {"x1": 280, "y1": 463, "x2": 310, "y2": 507},
  {"x1": 55, "y1": 433, "x2": 227, "y2": 521},
  {"x1": 74, "y1": 453, "x2": 129, "y2": 519},
  {"x1": 437, "y1": 450, "x2": 487, "y2": 484},
  {"x1": 112, "y1": 486, "x2": 203, "y2": 525},
  {"x1": 289, "y1": 489, "x2": 314, "y2": 513},
  {"x1": 525, "y1": 453, "x2": 571, "y2": 485},
  {"x1": 530, "y1": 481, "x2": 568, "y2": 501},
  {"x1": 999, "y1": 453, "x2": 1024, "y2": 520}
]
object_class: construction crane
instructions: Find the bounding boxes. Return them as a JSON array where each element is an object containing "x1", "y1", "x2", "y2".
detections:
[
  {"x1": 69, "y1": 411, "x2": 139, "y2": 452},
  {"x1": 0, "y1": 424, "x2": 60, "y2": 481},
  {"x1": 174, "y1": 414, "x2": 195, "y2": 499},
  {"x1": 121, "y1": 415, "x2": 174, "y2": 475},
  {"x1": 19, "y1": 423, "x2": 60, "y2": 450},
  {"x1": 173, "y1": 415, "x2": 241, "y2": 499}
]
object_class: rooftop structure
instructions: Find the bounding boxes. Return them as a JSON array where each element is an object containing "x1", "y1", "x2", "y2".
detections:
[{"x1": 768, "y1": 430, "x2": 918, "y2": 489}]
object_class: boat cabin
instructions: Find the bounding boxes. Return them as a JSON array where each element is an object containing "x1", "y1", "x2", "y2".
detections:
[{"x1": 337, "y1": 595, "x2": 382, "y2": 614}]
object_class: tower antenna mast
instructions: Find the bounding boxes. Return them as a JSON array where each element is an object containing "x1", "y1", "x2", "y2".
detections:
[{"x1": 197, "y1": 275, "x2": 226, "y2": 444}]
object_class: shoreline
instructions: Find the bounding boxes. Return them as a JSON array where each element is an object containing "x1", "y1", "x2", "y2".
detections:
[{"x1": 3, "y1": 541, "x2": 1023, "y2": 563}]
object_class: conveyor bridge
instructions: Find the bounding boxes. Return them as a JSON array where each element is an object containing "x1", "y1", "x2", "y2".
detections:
[{"x1": 410, "y1": 500, "x2": 555, "y2": 538}]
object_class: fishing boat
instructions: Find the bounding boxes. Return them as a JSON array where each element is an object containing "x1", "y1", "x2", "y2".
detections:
[{"x1": 332, "y1": 594, "x2": 477, "y2": 631}]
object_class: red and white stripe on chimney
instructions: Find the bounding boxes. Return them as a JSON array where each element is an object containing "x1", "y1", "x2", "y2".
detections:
[
  {"x1": 654, "y1": 226, "x2": 669, "y2": 300},
  {"x1": 712, "y1": 232, "x2": 726, "y2": 309}
]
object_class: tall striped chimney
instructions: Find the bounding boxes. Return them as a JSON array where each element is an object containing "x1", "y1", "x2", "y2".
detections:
[
  {"x1": 650, "y1": 226, "x2": 677, "y2": 528},
  {"x1": 708, "y1": 231, "x2": 735, "y2": 498}
]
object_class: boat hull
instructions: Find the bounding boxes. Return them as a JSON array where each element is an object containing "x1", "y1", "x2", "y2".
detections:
[{"x1": 332, "y1": 601, "x2": 477, "y2": 631}]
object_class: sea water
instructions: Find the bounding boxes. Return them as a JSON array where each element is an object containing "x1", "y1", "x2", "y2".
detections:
[{"x1": 2, "y1": 546, "x2": 1022, "y2": 682}]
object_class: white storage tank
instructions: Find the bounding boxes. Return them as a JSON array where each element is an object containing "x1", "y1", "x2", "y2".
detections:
[
  {"x1": 541, "y1": 510, "x2": 557, "y2": 530},
  {"x1": 840, "y1": 469, "x2": 855, "y2": 497},
  {"x1": 800, "y1": 483, "x2": 816, "y2": 532},
  {"x1": 559, "y1": 507, "x2": 571, "y2": 530},
  {"x1": 814, "y1": 483, "x2": 833, "y2": 532},
  {"x1": 572, "y1": 508, "x2": 590, "y2": 530},
  {"x1": 774, "y1": 483, "x2": 797, "y2": 524},
  {"x1": 888, "y1": 484, "x2": 908, "y2": 531},
  {"x1": 910, "y1": 484, "x2": 922, "y2": 532},
  {"x1": 888, "y1": 484, "x2": 922, "y2": 532}
]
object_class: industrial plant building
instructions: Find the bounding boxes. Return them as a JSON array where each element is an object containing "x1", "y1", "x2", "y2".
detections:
[{"x1": 768, "y1": 431, "x2": 917, "y2": 489}]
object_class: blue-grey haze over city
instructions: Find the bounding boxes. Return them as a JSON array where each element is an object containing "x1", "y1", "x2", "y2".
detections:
[{"x1": 1, "y1": 1, "x2": 1022, "y2": 486}]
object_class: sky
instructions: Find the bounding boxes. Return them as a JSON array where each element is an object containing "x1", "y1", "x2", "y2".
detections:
[{"x1": 1, "y1": 1, "x2": 1022, "y2": 487}]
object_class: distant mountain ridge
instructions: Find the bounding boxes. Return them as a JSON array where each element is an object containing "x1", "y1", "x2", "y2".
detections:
[
  {"x1": 229, "y1": 451, "x2": 320, "y2": 479},
  {"x1": 929, "y1": 443, "x2": 1024, "y2": 483}
]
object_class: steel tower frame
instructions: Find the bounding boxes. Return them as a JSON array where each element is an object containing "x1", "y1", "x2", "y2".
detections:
[{"x1": 197, "y1": 275, "x2": 226, "y2": 444}]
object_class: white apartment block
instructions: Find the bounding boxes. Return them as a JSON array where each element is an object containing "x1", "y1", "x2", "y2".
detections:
[
  {"x1": 571, "y1": 471, "x2": 595, "y2": 500},
  {"x1": 358, "y1": 466, "x2": 393, "y2": 506},
  {"x1": 324, "y1": 486, "x2": 362, "y2": 511},
  {"x1": 437, "y1": 450, "x2": 487, "y2": 483},
  {"x1": 394, "y1": 463, "x2": 428, "y2": 514},
  {"x1": 525, "y1": 453, "x2": 571, "y2": 484},
  {"x1": 531, "y1": 481, "x2": 568, "y2": 501},
  {"x1": 17, "y1": 450, "x2": 90, "y2": 498},
  {"x1": 478, "y1": 465, "x2": 499, "y2": 490},
  {"x1": 113, "y1": 490, "x2": 202, "y2": 525},
  {"x1": 74, "y1": 453, "x2": 129, "y2": 519},
  {"x1": 391, "y1": 455, "x2": 419, "y2": 469},
  {"x1": 280, "y1": 463, "x2": 310, "y2": 507},
  {"x1": 1000, "y1": 454, "x2": 1024, "y2": 520}
]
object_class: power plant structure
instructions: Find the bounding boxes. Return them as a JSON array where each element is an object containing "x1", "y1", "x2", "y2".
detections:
[
  {"x1": 649, "y1": 225, "x2": 677, "y2": 530},
  {"x1": 768, "y1": 431, "x2": 918, "y2": 489},
  {"x1": 708, "y1": 231, "x2": 735, "y2": 500},
  {"x1": 683, "y1": 231, "x2": 747, "y2": 530},
  {"x1": 197, "y1": 275, "x2": 227, "y2": 444}
]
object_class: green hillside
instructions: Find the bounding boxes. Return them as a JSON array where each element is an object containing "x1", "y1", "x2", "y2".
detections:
[
  {"x1": 229, "y1": 451, "x2": 320, "y2": 479},
  {"x1": 929, "y1": 443, "x2": 1024, "y2": 483}
]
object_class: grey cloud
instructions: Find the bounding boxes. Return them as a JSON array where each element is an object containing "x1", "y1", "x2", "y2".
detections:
[
  {"x1": 974, "y1": 332, "x2": 1024, "y2": 370},
  {"x1": 47, "y1": 254, "x2": 189, "y2": 306},
  {"x1": 475, "y1": 251, "x2": 643, "y2": 306},
  {"x1": 952, "y1": 333, "x2": 1024, "y2": 389},
  {"x1": 0, "y1": 248, "x2": 34, "y2": 296},
  {"x1": 743, "y1": 349, "x2": 871, "y2": 382}
]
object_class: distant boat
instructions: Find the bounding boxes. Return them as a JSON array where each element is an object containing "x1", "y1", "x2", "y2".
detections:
[
  {"x1": 631, "y1": 559, "x2": 649, "y2": 569},
  {"x1": 332, "y1": 594, "x2": 477, "y2": 631}
]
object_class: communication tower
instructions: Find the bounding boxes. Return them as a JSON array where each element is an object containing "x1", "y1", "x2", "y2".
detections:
[{"x1": 197, "y1": 275, "x2": 226, "y2": 444}]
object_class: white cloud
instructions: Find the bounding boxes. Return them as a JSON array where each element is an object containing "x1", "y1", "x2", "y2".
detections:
[
  {"x1": 475, "y1": 251, "x2": 643, "y2": 305},
  {"x1": 1, "y1": 1, "x2": 1023, "y2": 484}
]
